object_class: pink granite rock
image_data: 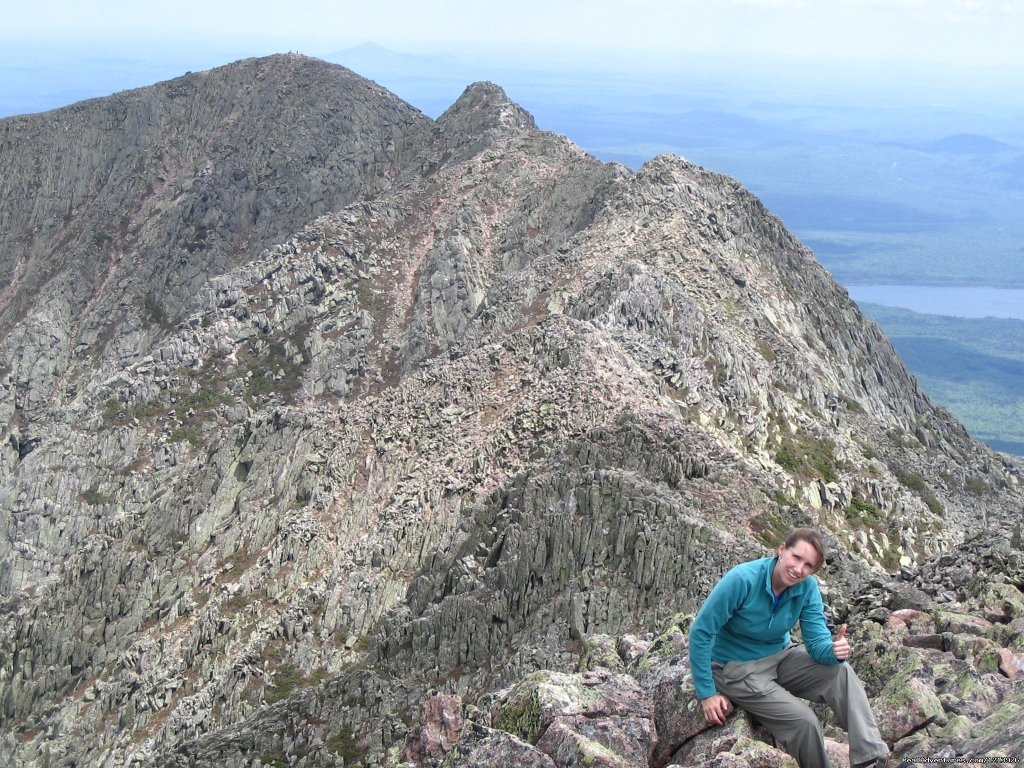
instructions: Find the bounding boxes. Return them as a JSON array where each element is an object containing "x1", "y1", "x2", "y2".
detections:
[
  {"x1": 402, "y1": 693, "x2": 465, "y2": 762},
  {"x1": 996, "y1": 647, "x2": 1024, "y2": 679}
]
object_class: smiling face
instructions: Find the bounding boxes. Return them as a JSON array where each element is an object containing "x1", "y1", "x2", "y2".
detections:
[{"x1": 772, "y1": 539, "x2": 821, "y2": 593}]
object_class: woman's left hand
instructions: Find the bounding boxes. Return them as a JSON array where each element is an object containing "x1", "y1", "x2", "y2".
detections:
[{"x1": 833, "y1": 624, "x2": 851, "y2": 661}]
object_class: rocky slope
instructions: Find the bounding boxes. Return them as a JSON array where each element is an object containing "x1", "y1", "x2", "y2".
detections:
[{"x1": 0, "y1": 54, "x2": 1021, "y2": 767}]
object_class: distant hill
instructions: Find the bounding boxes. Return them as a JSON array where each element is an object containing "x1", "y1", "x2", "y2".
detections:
[
  {"x1": 855, "y1": 303, "x2": 1024, "y2": 456},
  {"x1": 919, "y1": 132, "x2": 1015, "y2": 154}
]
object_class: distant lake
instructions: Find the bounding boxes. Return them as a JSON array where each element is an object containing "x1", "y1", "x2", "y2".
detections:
[{"x1": 846, "y1": 285, "x2": 1024, "y2": 320}]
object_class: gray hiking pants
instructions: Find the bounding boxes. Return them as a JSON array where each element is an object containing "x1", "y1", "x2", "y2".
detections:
[{"x1": 712, "y1": 645, "x2": 888, "y2": 768}]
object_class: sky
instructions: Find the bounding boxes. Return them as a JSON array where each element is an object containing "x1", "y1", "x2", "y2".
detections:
[
  {"x1": 2, "y1": 0, "x2": 1020, "y2": 124},
  {"x1": 2, "y1": 0, "x2": 1022, "y2": 71}
]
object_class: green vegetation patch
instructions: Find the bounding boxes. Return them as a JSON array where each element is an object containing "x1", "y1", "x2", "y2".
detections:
[
  {"x1": 101, "y1": 360, "x2": 231, "y2": 446},
  {"x1": 264, "y1": 662, "x2": 327, "y2": 704},
  {"x1": 142, "y1": 294, "x2": 169, "y2": 328},
  {"x1": 222, "y1": 593, "x2": 249, "y2": 614},
  {"x1": 845, "y1": 498, "x2": 883, "y2": 527},
  {"x1": 328, "y1": 726, "x2": 368, "y2": 764},
  {"x1": 860, "y1": 305, "x2": 1024, "y2": 456},
  {"x1": 893, "y1": 468, "x2": 944, "y2": 516},
  {"x1": 242, "y1": 327, "x2": 310, "y2": 405},
  {"x1": 80, "y1": 485, "x2": 114, "y2": 506},
  {"x1": 102, "y1": 397, "x2": 166, "y2": 426},
  {"x1": 494, "y1": 673, "x2": 553, "y2": 744},
  {"x1": 751, "y1": 507, "x2": 794, "y2": 550},
  {"x1": 774, "y1": 430, "x2": 838, "y2": 482}
]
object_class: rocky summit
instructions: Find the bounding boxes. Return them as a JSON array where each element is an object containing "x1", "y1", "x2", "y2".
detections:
[{"x1": 0, "y1": 54, "x2": 1021, "y2": 767}]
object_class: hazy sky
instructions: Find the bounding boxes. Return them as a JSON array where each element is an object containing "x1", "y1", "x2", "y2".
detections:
[{"x1": 4, "y1": 0, "x2": 1022, "y2": 70}]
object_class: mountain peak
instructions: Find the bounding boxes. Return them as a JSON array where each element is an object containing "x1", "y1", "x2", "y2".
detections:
[{"x1": 437, "y1": 80, "x2": 537, "y2": 137}]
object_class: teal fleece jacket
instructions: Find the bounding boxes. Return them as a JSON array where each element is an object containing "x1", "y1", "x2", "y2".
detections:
[{"x1": 688, "y1": 555, "x2": 839, "y2": 700}]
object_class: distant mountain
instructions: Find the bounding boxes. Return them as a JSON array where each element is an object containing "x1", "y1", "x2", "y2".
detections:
[
  {"x1": 1, "y1": 54, "x2": 1022, "y2": 768},
  {"x1": 328, "y1": 42, "x2": 460, "y2": 79},
  {"x1": 919, "y1": 132, "x2": 1015, "y2": 154}
]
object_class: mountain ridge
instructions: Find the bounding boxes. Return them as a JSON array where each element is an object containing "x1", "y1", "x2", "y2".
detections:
[
  {"x1": 0, "y1": 54, "x2": 430, "y2": 414},
  {"x1": 0, "y1": 54, "x2": 1021, "y2": 767}
]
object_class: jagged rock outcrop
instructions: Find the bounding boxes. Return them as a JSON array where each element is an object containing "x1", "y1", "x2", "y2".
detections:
[
  {"x1": 0, "y1": 54, "x2": 1021, "y2": 767},
  {"x1": 404, "y1": 534, "x2": 1024, "y2": 767}
]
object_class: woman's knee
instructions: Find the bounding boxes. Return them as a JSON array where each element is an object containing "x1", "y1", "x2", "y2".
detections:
[{"x1": 786, "y1": 706, "x2": 824, "y2": 738}]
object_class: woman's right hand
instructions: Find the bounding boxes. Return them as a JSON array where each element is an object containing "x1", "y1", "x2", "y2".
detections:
[{"x1": 701, "y1": 693, "x2": 733, "y2": 725}]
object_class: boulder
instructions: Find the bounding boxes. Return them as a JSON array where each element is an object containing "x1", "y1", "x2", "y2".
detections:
[
  {"x1": 536, "y1": 718, "x2": 650, "y2": 768},
  {"x1": 481, "y1": 668, "x2": 656, "y2": 767},
  {"x1": 439, "y1": 724, "x2": 557, "y2": 767},
  {"x1": 666, "y1": 710, "x2": 792, "y2": 767},
  {"x1": 402, "y1": 693, "x2": 465, "y2": 763},
  {"x1": 874, "y1": 675, "x2": 945, "y2": 743},
  {"x1": 996, "y1": 648, "x2": 1024, "y2": 679}
]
